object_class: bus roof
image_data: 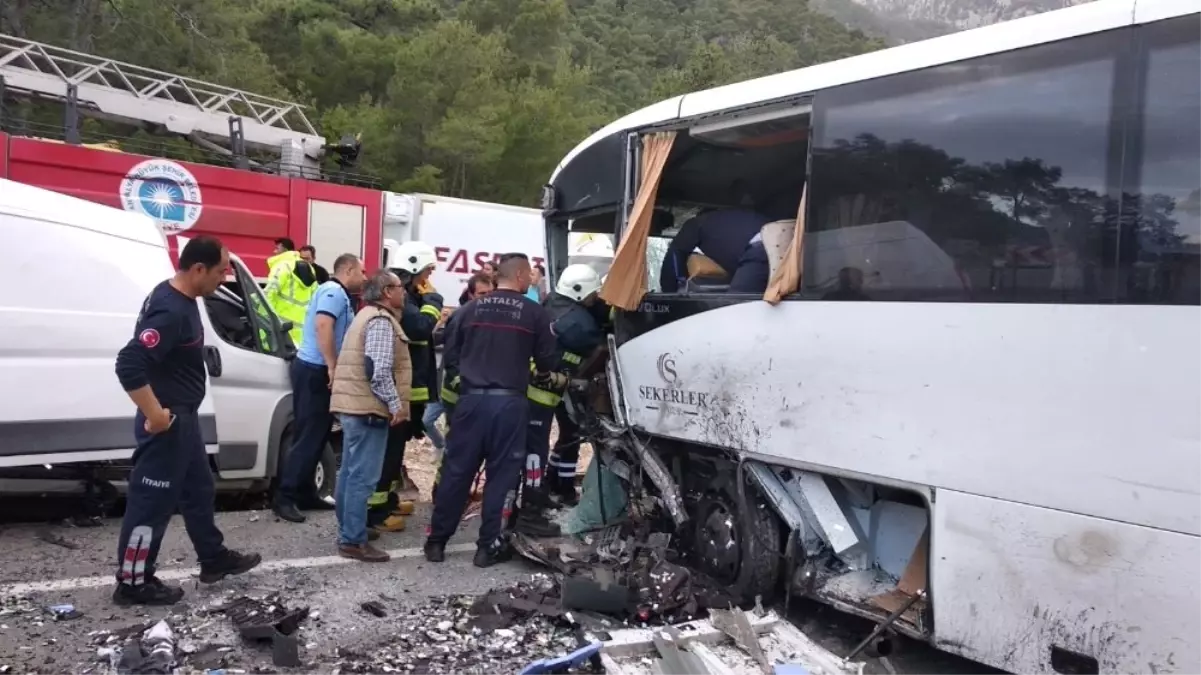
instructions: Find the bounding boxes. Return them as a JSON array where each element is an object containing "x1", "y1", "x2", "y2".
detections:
[{"x1": 549, "y1": 0, "x2": 1193, "y2": 197}]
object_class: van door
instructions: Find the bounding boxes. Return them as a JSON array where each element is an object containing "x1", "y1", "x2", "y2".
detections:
[{"x1": 202, "y1": 253, "x2": 293, "y2": 481}]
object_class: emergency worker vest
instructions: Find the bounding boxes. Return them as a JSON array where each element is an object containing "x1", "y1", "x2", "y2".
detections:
[
  {"x1": 527, "y1": 294, "x2": 593, "y2": 408},
  {"x1": 405, "y1": 289, "x2": 443, "y2": 403},
  {"x1": 330, "y1": 305, "x2": 413, "y2": 420},
  {"x1": 266, "y1": 251, "x2": 318, "y2": 347}
]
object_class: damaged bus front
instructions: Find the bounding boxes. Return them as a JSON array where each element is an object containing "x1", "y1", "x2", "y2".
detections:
[{"x1": 541, "y1": 1, "x2": 1201, "y2": 673}]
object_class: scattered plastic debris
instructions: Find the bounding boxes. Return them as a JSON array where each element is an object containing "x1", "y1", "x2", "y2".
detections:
[{"x1": 46, "y1": 604, "x2": 83, "y2": 621}]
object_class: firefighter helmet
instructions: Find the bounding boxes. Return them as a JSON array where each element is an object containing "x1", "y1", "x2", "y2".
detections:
[
  {"x1": 555, "y1": 264, "x2": 602, "y2": 302},
  {"x1": 391, "y1": 241, "x2": 437, "y2": 277}
]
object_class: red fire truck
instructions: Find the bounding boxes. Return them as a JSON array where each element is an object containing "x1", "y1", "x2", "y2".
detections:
[{"x1": 0, "y1": 33, "x2": 383, "y2": 279}]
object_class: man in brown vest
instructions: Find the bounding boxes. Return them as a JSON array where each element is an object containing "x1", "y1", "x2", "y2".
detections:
[{"x1": 329, "y1": 270, "x2": 413, "y2": 562}]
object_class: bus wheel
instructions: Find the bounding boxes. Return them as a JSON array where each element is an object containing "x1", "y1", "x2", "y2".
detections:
[{"x1": 693, "y1": 484, "x2": 783, "y2": 603}]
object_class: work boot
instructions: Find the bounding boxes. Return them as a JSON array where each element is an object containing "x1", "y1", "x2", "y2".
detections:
[
  {"x1": 550, "y1": 479, "x2": 580, "y2": 507},
  {"x1": 393, "y1": 501, "x2": 415, "y2": 517},
  {"x1": 199, "y1": 549, "x2": 263, "y2": 584},
  {"x1": 473, "y1": 543, "x2": 512, "y2": 569},
  {"x1": 423, "y1": 540, "x2": 446, "y2": 563},
  {"x1": 273, "y1": 501, "x2": 306, "y2": 524},
  {"x1": 112, "y1": 577, "x2": 185, "y2": 606},
  {"x1": 338, "y1": 543, "x2": 390, "y2": 562},
  {"x1": 377, "y1": 514, "x2": 406, "y2": 532}
]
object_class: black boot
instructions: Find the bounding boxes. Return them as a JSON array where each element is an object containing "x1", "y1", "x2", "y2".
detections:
[
  {"x1": 199, "y1": 549, "x2": 262, "y2": 584},
  {"x1": 112, "y1": 577, "x2": 185, "y2": 607},
  {"x1": 273, "y1": 501, "x2": 306, "y2": 523},
  {"x1": 473, "y1": 542, "x2": 512, "y2": 569},
  {"x1": 423, "y1": 540, "x2": 446, "y2": 563}
]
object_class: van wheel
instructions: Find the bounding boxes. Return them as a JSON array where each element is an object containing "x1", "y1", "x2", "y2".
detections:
[
  {"x1": 313, "y1": 443, "x2": 337, "y2": 501},
  {"x1": 276, "y1": 424, "x2": 337, "y2": 503},
  {"x1": 693, "y1": 482, "x2": 783, "y2": 604}
]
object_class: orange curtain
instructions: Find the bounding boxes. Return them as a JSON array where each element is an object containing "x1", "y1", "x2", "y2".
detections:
[
  {"x1": 599, "y1": 132, "x2": 677, "y2": 310},
  {"x1": 763, "y1": 184, "x2": 808, "y2": 305}
]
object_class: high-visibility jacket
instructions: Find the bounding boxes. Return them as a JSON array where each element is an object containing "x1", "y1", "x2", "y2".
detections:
[
  {"x1": 400, "y1": 284, "x2": 443, "y2": 403},
  {"x1": 527, "y1": 293, "x2": 604, "y2": 409},
  {"x1": 264, "y1": 251, "x2": 319, "y2": 347}
]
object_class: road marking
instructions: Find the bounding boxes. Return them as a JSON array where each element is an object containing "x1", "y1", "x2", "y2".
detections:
[{"x1": 0, "y1": 543, "x2": 476, "y2": 596}]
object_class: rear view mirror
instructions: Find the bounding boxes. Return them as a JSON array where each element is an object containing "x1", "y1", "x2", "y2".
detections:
[{"x1": 280, "y1": 320, "x2": 294, "y2": 332}]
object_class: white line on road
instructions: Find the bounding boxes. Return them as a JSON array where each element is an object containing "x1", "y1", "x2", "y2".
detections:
[{"x1": 0, "y1": 543, "x2": 477, "y2": 596}]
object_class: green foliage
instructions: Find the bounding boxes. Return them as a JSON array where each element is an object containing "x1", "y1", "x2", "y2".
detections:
[{"x1": 2, "y1": 0, "x2": 882, "y2": 205}]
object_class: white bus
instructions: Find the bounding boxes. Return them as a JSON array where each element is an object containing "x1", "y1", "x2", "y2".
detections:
[{"x1": 540, "y1": 1, "x2": 1200, "y2": 672}]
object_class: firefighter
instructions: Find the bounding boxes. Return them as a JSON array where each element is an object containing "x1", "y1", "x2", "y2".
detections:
[
  {"x1": 430, "y1": 273, "x2": 495, "y2": 499},
  {"x1": 368, "y1": 241, "x2": 444, "y2": 531},
  {"x1": 425, "y1": 253, "x2": 558, "y2": 568},
  {"x1": 112, "y1": 236, "x2": 260, "y2": 605},
  {"x1": 522, "y1": 264, "x2": 605, "y2": 513},
  {"x1": 265, "y1": 237, "x2": 320, "y2": 346}
]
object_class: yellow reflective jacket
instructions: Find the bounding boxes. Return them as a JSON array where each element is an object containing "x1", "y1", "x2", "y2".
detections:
[{"x1": 264, "y1": 250, "x2": 318, "y2": 346}]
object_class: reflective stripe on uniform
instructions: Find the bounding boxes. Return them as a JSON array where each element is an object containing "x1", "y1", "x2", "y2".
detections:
[
  {"x1": 527, "y1": 386, "x2": 561, "y2": 407},
  {"x1": 367, "y1": 491, "x2": 389, "y2": 506},
  {"x1": 411, "y1": 340, "x2": 429, "y2": 346},
  {"x1": 411, "y1": 386, "x2": 430, "y2": 402},
  {"x1": 440, "y1": 387, "x2": 459, "y2": 404},
  {"x1": 562, "y1": 351, "x2": 582, "y2": 365},
  {"x1": 420, "y1": 304, "x2": 441, "y2": 320}
]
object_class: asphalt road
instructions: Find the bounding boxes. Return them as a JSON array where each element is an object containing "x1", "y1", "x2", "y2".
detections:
[{"x1": 0, "y1": 503, "x2": 1003, "y2": 674}]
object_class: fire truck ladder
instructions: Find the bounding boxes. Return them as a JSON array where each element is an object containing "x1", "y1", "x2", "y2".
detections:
[{"x1": 0, "y1": 33, "x2": 325, "y2": 174}]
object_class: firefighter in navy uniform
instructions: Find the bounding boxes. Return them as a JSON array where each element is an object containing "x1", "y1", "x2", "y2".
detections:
[
  {"x1": 522, "y1": 264, "x2": 605, "y2": 515},
  {"x1": 369, "y1": 241, "x2": 444, "y2": 531},
  {"x1": 429, "y1": 273, "x2": 495, "y2": 499},
  {"x1": 112, "y1": 237, "x2": 261, "y2": 606},
  {"x1": 424, "y1": 253, "x2": 558, "y2": 568}
]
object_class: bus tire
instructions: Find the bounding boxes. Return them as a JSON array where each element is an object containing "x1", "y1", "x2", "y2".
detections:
[{"x1": 693, "y1": 477, "x2": 783, "y2": 604}]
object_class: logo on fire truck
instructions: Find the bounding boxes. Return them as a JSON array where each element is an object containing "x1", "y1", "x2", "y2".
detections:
[{"x1": 119, "y1": 159, "x2": 203, "y2": 234}]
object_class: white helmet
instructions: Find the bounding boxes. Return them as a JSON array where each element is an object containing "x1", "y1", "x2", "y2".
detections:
[
  {"x1": 556, "y1": 264, "x2": 602, "y2": 302},
  {"x1": 391, "y1": 241, "x2": 437, "y2": 276}
]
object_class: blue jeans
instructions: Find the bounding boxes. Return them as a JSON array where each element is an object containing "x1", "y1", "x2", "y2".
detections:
[
  {"x1": 423, "y1": 400, "x2": 446, "y2": 450},
  {"x1": 334, "y1": 414, "x2": 389, "y2": 546}
]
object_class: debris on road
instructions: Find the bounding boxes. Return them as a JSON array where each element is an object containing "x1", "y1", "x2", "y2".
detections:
[
  {"x1": 360, "y1": 601, "x2": 388, "y2": 618},
  {"x1": 46, "y1": 604, "x2": 83, "y2": 621},
  {"x1": 34, "y1": 528, "x2": 79, "y2": 550},
  {"x1": 115, "y1": 620, "x2": 175, "y2": 675},
  {"x1": 329, "y1": 576, "x2": 604, "y2": 674}
]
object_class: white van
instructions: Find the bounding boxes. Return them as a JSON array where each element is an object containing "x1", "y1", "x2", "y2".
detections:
[{"x1": 0, "y1": 179, "x2": 334, "y2": 499}]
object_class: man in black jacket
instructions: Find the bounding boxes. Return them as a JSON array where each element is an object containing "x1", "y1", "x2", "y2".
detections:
[{"x1": 299, "y1": 245, "x2": 330, "y2": 284}]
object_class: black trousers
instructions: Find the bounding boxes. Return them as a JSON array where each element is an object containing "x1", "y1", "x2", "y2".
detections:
[
  {"x1": 115, "y1": 410, "x2": 224, "y2": 585},
  {"x1": 549, "y1": 402, "x2": 582, "y2": 484},
  {"x1": 524, "y1": 403, "x2": 556, "y2": 494},
  {"x1": 276, "y1": 359, "x2": 332, "y2": 506},
  {"x1": 728, "y1": 241, "x2": 771, "y2": 294},
  {"x1": 429, "y1": 393, "x2": 527, "y2": 549}
]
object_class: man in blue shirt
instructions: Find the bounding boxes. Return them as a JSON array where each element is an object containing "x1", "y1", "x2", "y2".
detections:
[{"x1": 274, "y1": 253, "x2": 366, "y2": 523}]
